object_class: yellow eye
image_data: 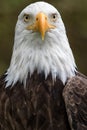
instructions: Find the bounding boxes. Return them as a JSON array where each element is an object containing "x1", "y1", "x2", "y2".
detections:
[
  {"x1": 24, "y1": 14, "x2": 30, "y2": 22},
  {"x1": 51, "y1": 13, "x2": 57, "y2": 22}
]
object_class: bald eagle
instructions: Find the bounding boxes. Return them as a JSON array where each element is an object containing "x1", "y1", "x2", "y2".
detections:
[{"x1": 0, "y1": 2, "x2": 87, "y2": 130}]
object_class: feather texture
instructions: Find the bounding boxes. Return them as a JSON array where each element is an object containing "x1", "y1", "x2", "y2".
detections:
[
  {"x1": 0, "y1": 72, "x2": 70, "y2": 130},
  {"x1": 0, "y1": 72, "x2": 87, "y2": 130},
  {"x1": 63, "y1": 72, "x2": 87, "y2": 130}
]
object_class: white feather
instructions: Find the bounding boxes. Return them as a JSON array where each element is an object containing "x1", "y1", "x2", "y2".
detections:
[{"x1": 5, "y1": 2, "x2": 76, "y2": 87}]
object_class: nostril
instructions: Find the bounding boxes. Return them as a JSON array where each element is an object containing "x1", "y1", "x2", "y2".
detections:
[{"x1": 36, "y1": 18, "x2": 38, "y2": 21}]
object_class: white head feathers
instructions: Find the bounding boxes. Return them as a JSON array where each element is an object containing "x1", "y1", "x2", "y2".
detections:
[{"x1": 5, "y1": 1, "x2": 76, "y2": 87}]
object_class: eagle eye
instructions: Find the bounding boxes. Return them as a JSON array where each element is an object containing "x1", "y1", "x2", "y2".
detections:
[
  {"x1": 51, "y1": 13, "x2": 58, "y2": 22},
  {"x1": 24, "y1": 14, "x2": 30, "y2": 22}
]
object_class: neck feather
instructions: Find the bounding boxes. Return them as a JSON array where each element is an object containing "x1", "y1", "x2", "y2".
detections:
[{"x1": 5, "y1": 30, "x2": 76, "y2": 87}]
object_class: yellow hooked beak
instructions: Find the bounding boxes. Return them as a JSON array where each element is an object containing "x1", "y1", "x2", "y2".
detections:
[{"x1": 26, "y1": 12, "x2": 56, "y2": 40}]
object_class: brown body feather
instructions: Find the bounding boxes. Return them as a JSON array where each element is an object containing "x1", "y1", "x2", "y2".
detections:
[
  {"x1": 0, "y1": 72, "x2": 87, "y2": 130},
  {"x1": 0, "y1": 72, "x2": 70, "y2": 130},
  {"x1": 63, "y1": 72, "x2": 87, "y2": 130}
]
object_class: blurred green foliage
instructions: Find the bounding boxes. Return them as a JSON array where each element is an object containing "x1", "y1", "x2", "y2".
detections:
[{"x1": 0, "y1": 0, "x2": 87, "y2": 75}]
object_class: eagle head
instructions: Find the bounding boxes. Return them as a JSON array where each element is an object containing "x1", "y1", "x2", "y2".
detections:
[{"x1": 5, "y1": 2, "x2": 76, "y2": 87}]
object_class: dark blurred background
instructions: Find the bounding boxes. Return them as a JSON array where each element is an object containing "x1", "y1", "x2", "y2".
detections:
[{"x1": 0, "y1": 0, "x2": 87, "y2": 75}]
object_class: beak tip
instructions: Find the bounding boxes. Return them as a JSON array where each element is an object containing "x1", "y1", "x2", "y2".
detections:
[
  {"x1": 42, "y1": 37, "x2": 44, "y2": 41},
  {"x1": 41, "y1": 34, "x2": 45, "y2": 41}
]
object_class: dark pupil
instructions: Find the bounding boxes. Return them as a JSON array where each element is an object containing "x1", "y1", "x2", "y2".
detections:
[
  {"x1": 26, "y1": 16, "x2": 29, "y2": 19},
  {"x1": 53, "y1": 15, "x2": 56, "y2": 19}
]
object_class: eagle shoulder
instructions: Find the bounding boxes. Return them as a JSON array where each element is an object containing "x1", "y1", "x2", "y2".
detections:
[{"x1": 63, "y1": 72, "x2": 87, "y2": 130}]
